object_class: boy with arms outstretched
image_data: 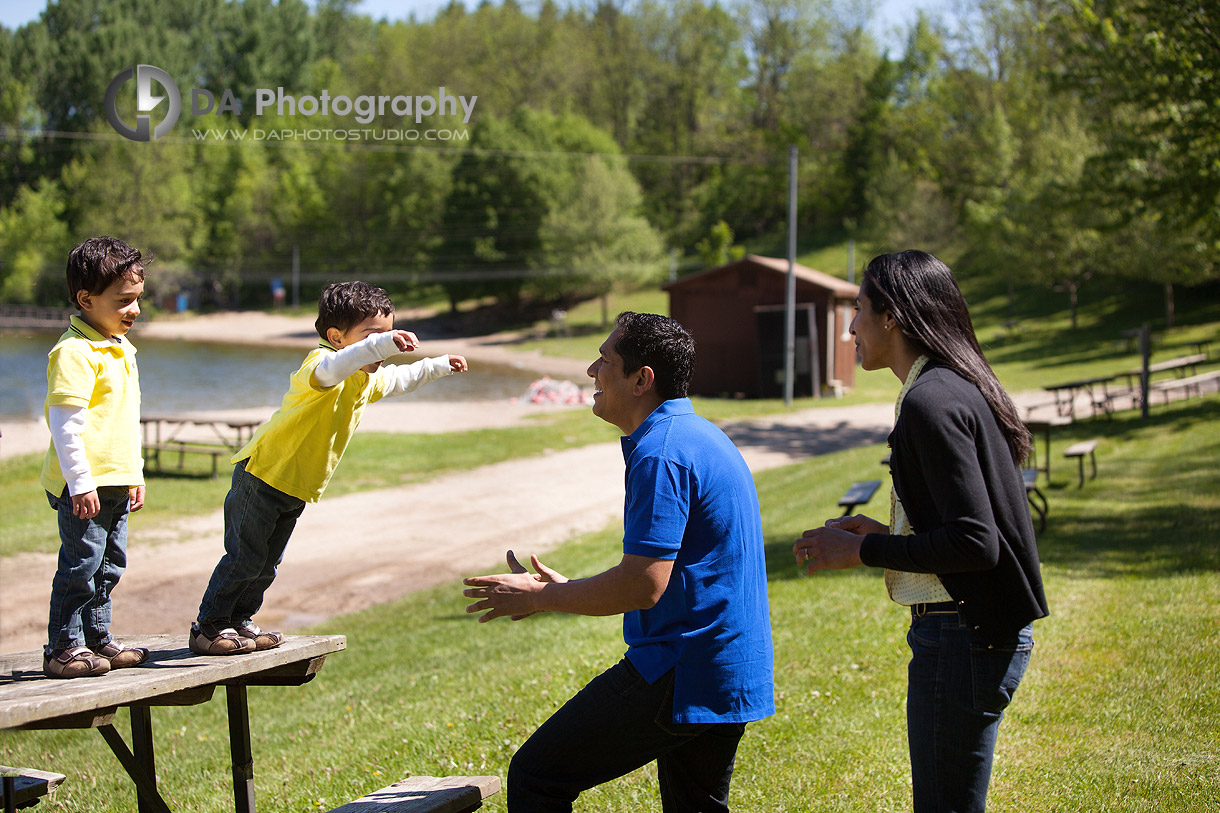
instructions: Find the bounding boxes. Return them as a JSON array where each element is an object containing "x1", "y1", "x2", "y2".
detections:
[
  {"x1": 42, "y1": 236, "x2": 151, "y2": 678},
  {"x1": 192, "y1": 281, "x2": 467, "y2": 655}
]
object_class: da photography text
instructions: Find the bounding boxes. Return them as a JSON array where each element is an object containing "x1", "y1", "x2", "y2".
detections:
[{"x1": 105, "y1": 64, "x2": 477, "y2": 142}]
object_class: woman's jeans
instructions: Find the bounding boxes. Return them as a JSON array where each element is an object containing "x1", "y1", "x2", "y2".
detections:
[
  {"x1": 197, "y1": 459, "x2": 305, "y2": 627},
  {"x1": 906, "y1": 612, "x2": 1034, "y2": 813},
  {"x1": 508, "y1": 658, "x2": 747, "y2": 812},
  {"x1": 45, "y1": 485, "x2": 131, "y2": 654}
]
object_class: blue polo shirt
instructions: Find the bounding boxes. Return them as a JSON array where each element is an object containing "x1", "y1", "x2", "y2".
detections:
[{"x1": 620, "y1": 398, "x2": 775, "y2": 724}]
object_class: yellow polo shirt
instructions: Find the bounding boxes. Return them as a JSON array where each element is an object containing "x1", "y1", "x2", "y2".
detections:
[
  {"x1": 40, "y1": 316, "x2": 144, "y2": 495},
  {"x1": 233, "y1": 343, "x2": 397, "y2": 503}
]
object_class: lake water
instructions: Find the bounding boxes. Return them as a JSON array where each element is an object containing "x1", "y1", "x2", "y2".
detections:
[{"x1": 0, "y1": 331, "x2": 543, "y2": 419}]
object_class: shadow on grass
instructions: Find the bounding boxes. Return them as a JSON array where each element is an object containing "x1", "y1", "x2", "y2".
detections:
[
  {"x1": 721, "y1": 420, "x2": 890, "y2": 462},
  {"x1": 1038, "y1": 504, "x2": 1220, "y2": 580}
]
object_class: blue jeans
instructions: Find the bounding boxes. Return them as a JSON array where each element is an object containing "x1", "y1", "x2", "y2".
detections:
[
  {"x1": 45, "y1": 485, "x2": 131, "y2": 654},
  {"x1": 197, "y1": 459, "x2": 305, "y2": 627},
  {"x1": 906, "y1": 613, "x2": 1034, "y2": 813},
  {"x1": 508, "y1": 658, "x2": 747, "y2": 812}
]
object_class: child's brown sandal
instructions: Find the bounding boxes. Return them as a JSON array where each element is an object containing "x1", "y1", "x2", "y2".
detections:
[
  {"x1": 189, "y1": 623, "x2": 256, "y2": 656},
  {"x1": 92, "y1": 639, "x2": 150, "y2": 668},
  {"x1": 235, "y1": 622, "x2": 284, "y2": 650},
  {"x1": 43, "y1": 645, "x2": 110, "y2": 678}
]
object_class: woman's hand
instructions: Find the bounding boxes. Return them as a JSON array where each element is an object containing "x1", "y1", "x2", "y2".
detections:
[{"x1": 793, "y1": 519, "x2": 873, "y2": 573}]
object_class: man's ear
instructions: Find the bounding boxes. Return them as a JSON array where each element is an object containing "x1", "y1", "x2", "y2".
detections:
[
  {"x1": 632, "y1": 365, "x2": 656, "y2": 396},
  {"x1": 326, "y1": 326, "x2": 343, "y2": 347},
  {"x1": 76, "y1": 290, "x2": 93, "y2": 311}
]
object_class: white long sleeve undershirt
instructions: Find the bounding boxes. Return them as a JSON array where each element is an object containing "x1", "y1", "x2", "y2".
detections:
[
  {"x1": 48, "y1": 404, "x2": 95, "y2": 496},
  {"x1": 313, "y1": 331, "x2": 404, "y2": 388},
  {"x1": 312, "y1": 331, "x2": 453, "y2": 394}
]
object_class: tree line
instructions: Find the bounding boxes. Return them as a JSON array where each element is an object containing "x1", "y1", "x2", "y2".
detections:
[{"x1": 0, "y1": 0, "x2": 1215, "y2": 318}]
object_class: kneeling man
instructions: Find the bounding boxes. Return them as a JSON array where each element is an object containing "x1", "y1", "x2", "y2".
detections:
[{"x1": 464, "y1": 312, "x2": 774, "y2": 812}]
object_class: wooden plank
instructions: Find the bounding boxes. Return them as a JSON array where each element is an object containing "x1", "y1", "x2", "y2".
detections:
[
  {"x1": 1063, "y1": 440, "x2": 1098, "y2": 457},
  {"x1": 328, "y1": 775, "x2": 501, "y2": 813},
  {"x1": 838, "y1": 480, "x2": 881, "y2": 507},
  {"x1": 0, "y1": 767, "x2": 67, "y2": 808},
  {"x1": 0, "y1": 634, "x2": 345, "y2": 730},
  {"x1": 17, "y1": 708, "x2": 117, "y2": 730}
]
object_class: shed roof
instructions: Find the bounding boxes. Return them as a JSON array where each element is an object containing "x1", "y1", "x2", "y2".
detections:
[{"x1": 663, "y1": 254, "x2": 859, "y2": 298}]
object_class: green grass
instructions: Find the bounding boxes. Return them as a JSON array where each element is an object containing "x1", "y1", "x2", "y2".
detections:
[{"x1": 4, "y1": 396, "x2": 1217, "y2": 812}]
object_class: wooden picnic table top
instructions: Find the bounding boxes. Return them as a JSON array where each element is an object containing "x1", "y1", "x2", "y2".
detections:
[
  {"x1": 140, "y1": 413, "x2": 264, "y2": 430},
  {"x1": 1119, "y1": 353, "x2": 1208, "y2": 377},
  {"x1": 1043, "y1": 373, "x2": 1120, "y2": 393},
  {"x1": 0, "y1": 634, "x2": 345, "y2": 730},
  {"x1": 1023, "y1": 415, "x2": 1072, "y2": 431}
]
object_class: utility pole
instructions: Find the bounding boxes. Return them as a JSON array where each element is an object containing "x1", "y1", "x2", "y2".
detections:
[{"x1": 784, "y1": 145, "x2": 797, "y2": 406}]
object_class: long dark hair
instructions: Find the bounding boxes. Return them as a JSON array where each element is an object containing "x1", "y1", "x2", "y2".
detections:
[{"x1": 862, "y1": 250, "x2": 1031, "y2": 465}]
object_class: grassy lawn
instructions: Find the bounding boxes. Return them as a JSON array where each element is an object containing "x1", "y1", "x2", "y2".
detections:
[{"x1": 4, "y1": 396, "x2": 1217, "y2": 812}]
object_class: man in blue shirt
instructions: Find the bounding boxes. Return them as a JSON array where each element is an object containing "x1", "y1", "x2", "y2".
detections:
[{"x1": 464, "y1": 312, "x2": 774, "y2": 812}]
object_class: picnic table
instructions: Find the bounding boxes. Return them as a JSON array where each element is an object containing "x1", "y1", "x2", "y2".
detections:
[
  {"x1": 1023, "y1": 415, "x2": 1072, "y2": 483},
  {"x1": 1042, "y1": 374, "x2": 1123, "y2": 419},
  {"x1": 1118, "y1": 353, "x2": 1208, "y2": 383},
  {"x1": 141, "y1": 413, "x2": 263, "y2": 477},
  {"x1": 0, "y1": 634, "x2": 344, "y2": 813}
]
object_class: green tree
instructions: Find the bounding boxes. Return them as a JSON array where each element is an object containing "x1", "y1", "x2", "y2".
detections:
[
  {"x1": 1053, "y1": 0, "x2": 1220, "y2": 249},
  {"x1": 0, "y1": 179, "x2": 72, "y2": 303},
  {"x1": 438, "y1": 108, "x2": 657, "y2": 312},
  {"x1": 59, "y1": 129, "x2": 201, "y2": 303},
  {"x1": 535, "y1": 156, "x2": 666, "y2": 324}
]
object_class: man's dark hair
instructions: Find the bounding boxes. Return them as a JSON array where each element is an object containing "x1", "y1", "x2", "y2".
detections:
[
  {"x1": 315, "y1": 281, "x2": 395, "y2": 339},
  {"x1": 65, "y1": 236, "x2": 148, "y2": 309},
  {"x1": 612, "y1": 311, "x2": 696, "y2": 400}
]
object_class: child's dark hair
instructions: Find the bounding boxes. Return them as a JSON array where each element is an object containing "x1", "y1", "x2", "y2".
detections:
[
  {"x1": 315, "y1": 281, "x2": 395, "y2": 339},
  {"x1": 66, "y1": 236, "x2": 149, "y2": 308}
]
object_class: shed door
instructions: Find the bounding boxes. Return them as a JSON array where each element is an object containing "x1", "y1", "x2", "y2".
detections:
[{"x1": 755, "y1": 305, "x2": 819, "y2": 398}]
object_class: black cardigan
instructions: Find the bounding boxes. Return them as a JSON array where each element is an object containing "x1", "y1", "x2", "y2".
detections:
[{"x1": 859, "y1": 364, "x2": 1049, "y2": 641}]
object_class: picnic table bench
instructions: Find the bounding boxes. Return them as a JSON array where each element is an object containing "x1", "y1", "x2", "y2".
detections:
[
  {"x1": 1063, "y1": 439, "x2": 1099, "y2": 487},
  {"x1": 1, "y1": 766, "x2": 65, "y2": 812},
  {"x1": 1022, "y1": 468, "x2": 1048, "y2": 533},
  {"x1": 1146, "y1": 369, "x2": 1220, "y2": 406},
  {"x1": 1, "y1": 634, "x2": 343, "y2": 813},
  {"x1": 327, "y1": 775, "x2": 500, "y2": 813},
  {"x1": 1098, "y1": 354, "x2": 1212, "y2": 413},
  {"x1": 838, "y1": 480, "x2": 881, "y2": 515}
]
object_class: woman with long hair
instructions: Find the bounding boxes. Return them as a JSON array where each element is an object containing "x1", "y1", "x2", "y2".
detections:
[{"x1": 795, "y1": 250, "x2": 1048, "y2": 812}]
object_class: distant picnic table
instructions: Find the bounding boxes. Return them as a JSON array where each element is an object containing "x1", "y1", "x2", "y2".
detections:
[
  {"x1": 0, "y1": 634, "x2": 344, "y2": 813},
  {"x1": 1042, "y1": 353, "x2": 1213, "y2": 419},
  {"x1": 141, "y1": 413, "x2": 263, "y2": 477},
  {"x1": 1042, "y1": 373, "x2": 1121, "y2": 419}
]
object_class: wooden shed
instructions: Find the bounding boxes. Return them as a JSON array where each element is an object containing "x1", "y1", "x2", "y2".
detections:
[{"x1": 663, "y1": 254, "x2": 859, "y2": 398}]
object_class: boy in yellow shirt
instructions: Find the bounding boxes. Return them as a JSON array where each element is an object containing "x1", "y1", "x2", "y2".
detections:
[
  {"x1": 191, "y1": 281, "x2": 467, "y2": 654},
  {"x1": 41, "y1": 236, "x2": 151, "y2": 678}
]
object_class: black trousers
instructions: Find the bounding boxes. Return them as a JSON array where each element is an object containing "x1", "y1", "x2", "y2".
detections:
[{"x1": 508, "y1": 658, "x2": 747, "y2": 812}]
